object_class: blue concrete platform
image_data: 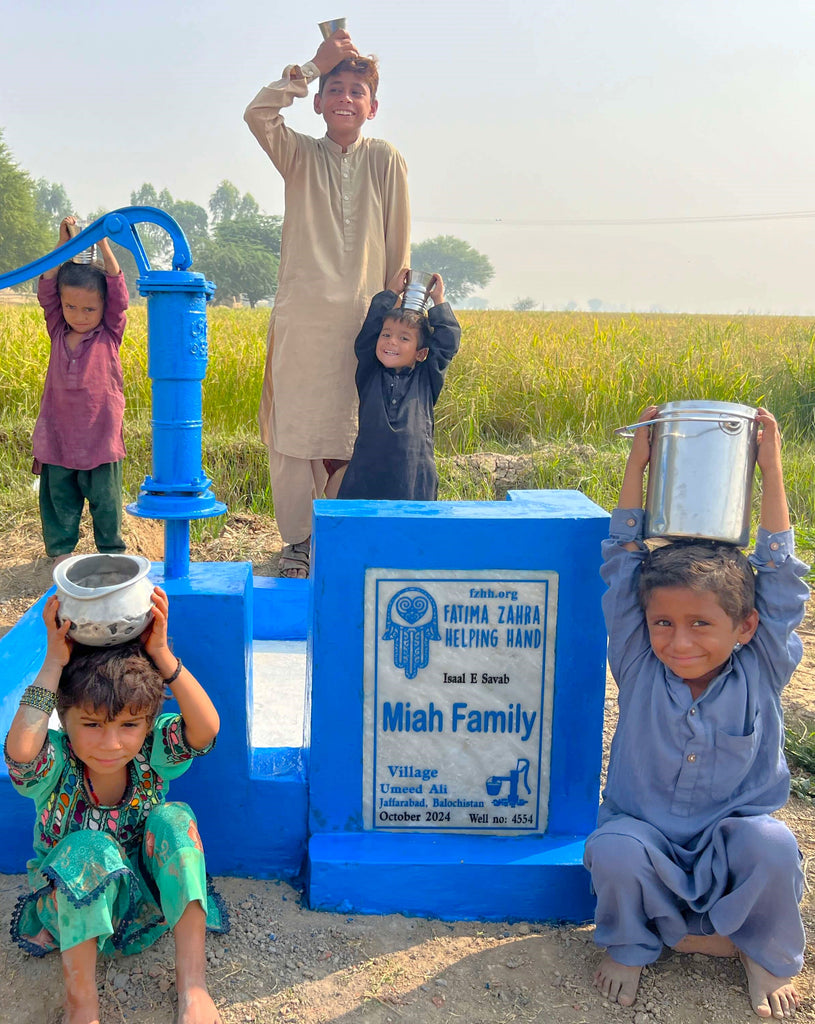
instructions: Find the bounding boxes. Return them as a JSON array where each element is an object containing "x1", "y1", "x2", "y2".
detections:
[
  {"x1": 306, "y1": 491, "x2": 609, "y2": 922},
  {"x1": 0, "y1": 567, "x2": 310, "y2": 879},
  {"x1": 307, "y1": 832, "x2": 594, "y2": 921},
  {"x1": 0, "y1": 490, "x2": 609, "y2": 926}
]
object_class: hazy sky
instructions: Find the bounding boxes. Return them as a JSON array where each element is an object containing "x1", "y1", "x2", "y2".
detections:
[{"x1": 4, "y1": 0, "x2": 815, "y2": 313}]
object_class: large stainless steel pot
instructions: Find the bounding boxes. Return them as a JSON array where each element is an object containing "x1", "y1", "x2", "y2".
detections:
[{"x1": 618, "y1": 400, "x2": 758, "y2": 547}]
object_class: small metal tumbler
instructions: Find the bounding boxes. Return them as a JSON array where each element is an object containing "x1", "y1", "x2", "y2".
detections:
[
  {"x1": 66, "y1": 220, "x2": 97, "y2": 266},
  {"x1": 402, "y1": 270, "x2": 434, "y2": 312},
  {"x1": 319, "y1": 17, "x2": 347, "y2": 39}
]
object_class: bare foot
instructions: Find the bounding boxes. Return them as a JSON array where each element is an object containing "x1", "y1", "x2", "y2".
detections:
[
  {"x1": 61, "y1": 938, "x2": 99, "y2": 1024},
  {"x1": 62, "y1": 996, "x2": 100, "y2": 1024},
  {"x1": 739, "y1": 951, "x2": 800, "y2": 1019},
  {"x1": 177, "y1": 985, "x2": 223, "y2": 1023},
  {"x1": 673, "y1": 933, "x2": 738, "y2": 957},
  {"x1": 593, "y1": 954, "x2": 642, "y2": 1006},
  {"x1": 30, "y1": 925, "x2": 57, "y2": 951}
]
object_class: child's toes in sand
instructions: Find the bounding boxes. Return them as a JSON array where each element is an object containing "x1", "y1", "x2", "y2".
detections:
[
  {"x1": 739, "y1": 951, "x2": 800, "y2": 1019},
  {"x1": 593, "y1": 954, "x2": 642, "y2": 1006}
]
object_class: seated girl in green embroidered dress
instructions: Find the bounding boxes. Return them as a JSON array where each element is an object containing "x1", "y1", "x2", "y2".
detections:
[{"x1": 4, "y1": 587, "x2": 227, "y2": 1024}]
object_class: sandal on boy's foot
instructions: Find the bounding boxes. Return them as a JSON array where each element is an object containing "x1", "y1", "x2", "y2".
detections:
[{"x1": 279, "y1": 539, "x2": 310, "y2": 578}]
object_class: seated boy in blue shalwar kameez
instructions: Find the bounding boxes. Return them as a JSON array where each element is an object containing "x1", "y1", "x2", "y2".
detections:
[{"x1": 584, "y1": 406, "x2": 808, "y2": 1020}]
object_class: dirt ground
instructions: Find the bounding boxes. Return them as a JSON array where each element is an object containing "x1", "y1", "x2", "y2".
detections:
[{"x1": 2, "y1": 512, "x2": 815, "y2": 1024}]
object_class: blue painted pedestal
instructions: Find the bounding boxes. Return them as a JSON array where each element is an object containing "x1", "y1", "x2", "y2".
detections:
[
  {"x1": 0, "y1": 489, "x2": 609, "y2": 927},
  {"x1": 0, "y1": 564, "x2": 308, "y2": 880},
  {"x1": 307, "y1": 490, "x2": 609, "y2": 922}
]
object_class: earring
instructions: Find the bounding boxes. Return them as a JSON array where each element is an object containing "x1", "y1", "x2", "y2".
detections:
[{"x1": 733, "y1": 642, "x2": 743, "y2": 652}]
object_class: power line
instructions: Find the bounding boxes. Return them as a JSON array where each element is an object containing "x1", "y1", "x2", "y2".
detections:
[{"x1": 413, "y1": 210, "x2": 815, "y2": 228}]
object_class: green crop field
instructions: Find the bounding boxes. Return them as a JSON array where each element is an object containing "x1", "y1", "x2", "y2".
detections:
[
  {"x1": 5, "y1": 300, "x2": 815, "y2": 773},
  {"x1": 2, "y1": 302, "x2": 814, "y2": 546}
]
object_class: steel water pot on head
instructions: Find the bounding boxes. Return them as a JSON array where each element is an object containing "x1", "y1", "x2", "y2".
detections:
[
  {"x1": 615, "y1": 400, "x2": 759, "y2": 547},
  {"x1": 53, "y1": 554, "x2": 155, "y2": 647}
]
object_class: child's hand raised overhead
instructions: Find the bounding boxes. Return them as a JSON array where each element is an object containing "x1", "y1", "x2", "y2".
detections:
[
  {"x1": 754, "y1": 407, "x2": 790, "y2": 533},
  {"x1": 617, "y1": 404, "x2": 658, "y2": 516},
  {"x1": 7, "y1": 595, "x2": 70, "y2": 763},
  {"x1": 313, "y1": 29, "x2": 359, "y2": 75},
  {"x1": 44, "y1": 216, "x2": 83, "y2": 279},
  {"x1": 387, "y1": 267, "x2": 410, "y2": 295},
  {"x1": 44, "y1": 594, "x2": 73, "y2": 669},
  {"x1": 140, "y1": 586, "x2": 172, "y2": 664},
  {"x1": 139, "y1": 586, "x2": 220, "y2": 748},
  {"x1": 629, "y1": 404, "x2": 659, "y2": 472},
  {"x1": 58, "y1": 216, "x2": 77, "y2": 245},
  {"x1": 755, "y1": 407, "x2": 782, "y2": 472},
  {"x1": 428, "y1": 273, "x2": 445, "y2": 306}
]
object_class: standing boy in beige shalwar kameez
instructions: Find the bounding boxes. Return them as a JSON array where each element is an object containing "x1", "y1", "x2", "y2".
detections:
[{"x1": 244, "y1": 29, "x2": 411, "y2": 577}]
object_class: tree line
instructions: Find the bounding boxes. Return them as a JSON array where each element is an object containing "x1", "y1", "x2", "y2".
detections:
[{"x1": 0, "y1": 130, "x2": 494, "y2": 306}]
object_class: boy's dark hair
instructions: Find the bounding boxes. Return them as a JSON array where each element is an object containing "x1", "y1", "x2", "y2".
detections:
[
  {"x1": 57, "y1": 641, "x2": 165, "y2": 725},
  {"x1": 638, "y1": 540, "x2": 756, "y2": 624},
  {"x1": 319, "y1": 54, "x2": 380, "y2": 100},
  {"x1": 56, "y1": 260, "x2": 107, "y2": 300},
  {"x1": 383, "y1": 307, "x2": 430, "y2": 348}
]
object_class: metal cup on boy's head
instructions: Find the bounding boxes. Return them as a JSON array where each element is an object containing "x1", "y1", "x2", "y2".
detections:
[
  {"x1": 401, "y1": 270, "x2": 434, "y2": 313},
  {"x1": 318, "y1": 17, "x2": 347, "y2": 39},
  {"x1": 615, "y1": 400, "x2": 759, "y2": 548},
  {"x1": 66, "y1": 220, "x2": 98, "y2": 266}
]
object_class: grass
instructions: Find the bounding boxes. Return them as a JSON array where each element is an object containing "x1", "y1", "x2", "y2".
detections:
[
  {"x1": 787, "y1": 714, "x2": 815, "y2": 801},
  {"x1": 3, "y1": 302, "x2": 815, "y2": 551},
  {"x1": 4, "y1": 300, "x2": 815, "y2": 785},
  {"x1": 4, "y1": 303, "x2": 815, "y2": 520}
]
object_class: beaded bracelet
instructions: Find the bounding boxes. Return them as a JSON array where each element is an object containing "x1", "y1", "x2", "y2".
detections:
[
  {"x1": 163, "y1": 657, "x2": 182, "y2": 685},
  {"x1": 20, "y1": 685, "x2": 57, "y2": 715}
]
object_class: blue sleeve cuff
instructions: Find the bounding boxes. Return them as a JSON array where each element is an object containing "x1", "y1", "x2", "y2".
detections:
[
  {"x1": 751, "y1": 527, "x2": 796, "y2": 566},
  {"x1": 428, "y1": 301, "x2": 451, "y2": 321},
  {"x1": 609, "y1": 507, "x2": 646, "y2": 544}
]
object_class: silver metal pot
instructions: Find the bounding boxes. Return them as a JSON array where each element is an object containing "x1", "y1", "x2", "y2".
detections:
[
  {"x1": 54, "y1": 554, "x2": 155, "y2": 646},
  {"x1": 618, "y1": 400, "x2": 758, "y2": 547}
]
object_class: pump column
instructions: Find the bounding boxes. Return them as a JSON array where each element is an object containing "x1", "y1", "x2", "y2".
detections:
[{"x1": 127, "y1": 271, "x2": 225, "y2": 578}]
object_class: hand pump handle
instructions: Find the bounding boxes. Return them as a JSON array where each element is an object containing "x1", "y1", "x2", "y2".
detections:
[{"x1": 0, "y1": 206, "x2": 193, "y2": 290}]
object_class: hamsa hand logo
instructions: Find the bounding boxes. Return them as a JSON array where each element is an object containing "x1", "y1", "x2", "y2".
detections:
[{"x1": 382, "y1": 587, "x2": 440, "y2": 679}]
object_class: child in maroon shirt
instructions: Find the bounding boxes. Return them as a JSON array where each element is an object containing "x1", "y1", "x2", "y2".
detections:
[{"x1": 34, "y1": 216, "x2": 129, "y2": 561}]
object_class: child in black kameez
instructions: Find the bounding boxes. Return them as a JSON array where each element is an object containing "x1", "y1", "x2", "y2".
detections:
[{"x1": 338, "y1": 269, "x2": 461, "y2": 501}]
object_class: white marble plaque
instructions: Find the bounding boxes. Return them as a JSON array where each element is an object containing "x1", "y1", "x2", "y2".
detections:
[{"x1": 362, "y1": 569, "x2": 558, "y2": 834}]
